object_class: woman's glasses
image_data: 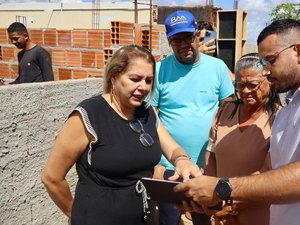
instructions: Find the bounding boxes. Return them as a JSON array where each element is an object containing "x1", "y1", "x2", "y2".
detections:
[
  {"x1": 234, "y1": 78, "x2": 268, "y2": 91},
  {"x1": 129, "y1": 119, "x2": 154, "y2": 147}
]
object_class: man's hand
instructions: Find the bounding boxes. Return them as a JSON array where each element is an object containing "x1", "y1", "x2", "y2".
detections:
[
  {"x1": 173, "y1": 175, "x2": 220, "y2": 210},
  {"x1": 199, "y1": 39, "x2": 216, "y2": 56}
]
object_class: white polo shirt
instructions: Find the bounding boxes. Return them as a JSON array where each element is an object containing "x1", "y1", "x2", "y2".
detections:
[{"x1": 270, "y1": 88, "x2": 300, "y2": 225}]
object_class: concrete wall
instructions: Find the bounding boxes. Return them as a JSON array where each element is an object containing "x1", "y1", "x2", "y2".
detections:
[{"x1": 0, "y1": 78, "x2": 103, "y2": 225}]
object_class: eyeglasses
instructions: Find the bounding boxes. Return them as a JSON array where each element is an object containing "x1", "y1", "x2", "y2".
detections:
[
  {"x1": 259, "y1": 44, "x2": 295, "y2": 68},
  {"x1": 169, "y1": 32, "x2": 197, "y2": 46},
  {"x1": 234, "y1": 78, "x2": 268, "y2": 91},
  {"x1": 129, "y1": 119, "x2": 154, "y2": 147}
]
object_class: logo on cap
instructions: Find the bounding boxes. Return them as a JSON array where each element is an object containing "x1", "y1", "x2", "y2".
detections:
[{"x1": 170, "y1": 15, "x2": 188, "y2": 27}]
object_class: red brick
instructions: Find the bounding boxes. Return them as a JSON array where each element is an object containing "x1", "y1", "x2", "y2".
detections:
[
  {"x1": 104, "y1": 48, "x2": 113, "y2": 64},
  {"x1": 0, "y1": 28, "x2": 8, "y2": 44},
  {"x1": 96, "y1": 51, "x2": 104, "y2": 68},
  {"x1": 57, "y1": 30, "x2": 71, "y2": 47},
  {"x1": 2, "y1": 46, "x2": 16, "y2": 62},
  {"x1": 88, "y1": 30, "x2": 103, "y2": 49},
  {"x1": 58, "y1": 68, "x2": 72, "y2": 80},
  {"x1": 9, "y1": 63, "x2": 18, "y2": 79},
  {"x1": 134, "y1": 24, "x2": 142, "y2": 46},
  {"x1": 44, "y1": 29, "x2": 57, "y2": 47},
  {"x1": 102, "y1": 30, "x2": 111, "y2": 48},
  {"x1": 0, "y1": 63, "x2": 9, "y2": 77},
  {"x1": 87, "y1": 69, "x2": 103, "y2": 77},
  {"x1": 73, "y1": 30, "x2": 87, "y2": 48},
  {"x1": 82, "y1": 51, "x2": 96, "y2": 68},
  {"x1": 66, "y1": 50, "x2": 81, "y2": 67},
  {"x1": 73, "y1": 69, "x2": 87, "y2": 79},
  {"x1": 111, "y1": 21, "x2": 134, "y2": 30},
  {"x1": 29, "y1": 29, "x2": 43, "y2": 45},
  {"x1": 113, "y1": 39, "x2": 134, "y2": 46},
  {"x1": 111, "y1": 33, "x2": 134, "y2": 40},
  {"x1": 51, "y1": 49, "x2": 66, "y2": 66}
]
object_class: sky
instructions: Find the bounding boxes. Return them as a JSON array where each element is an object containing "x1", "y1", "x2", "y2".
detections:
[{"x1": 0, "y1": 0, "x2": 298, "y2": 44}]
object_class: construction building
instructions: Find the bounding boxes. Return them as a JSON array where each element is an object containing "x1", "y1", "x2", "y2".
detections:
[{"x1": 0, "y1": 1, "x2": 248, "y2": 80}]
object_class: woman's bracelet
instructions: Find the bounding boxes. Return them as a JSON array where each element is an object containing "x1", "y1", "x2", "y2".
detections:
[{"x1": 173, "y1": 154, "x2": 191, "y2": 165}]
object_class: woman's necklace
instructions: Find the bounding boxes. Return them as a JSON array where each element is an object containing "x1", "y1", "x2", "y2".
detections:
[{"x1": 111, "y1": 95, "x2": 134, "y2": 120}]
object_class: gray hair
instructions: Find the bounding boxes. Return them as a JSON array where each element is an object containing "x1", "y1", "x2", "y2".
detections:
[
  {"x1": 234, "y1": 53, "x2": 263, "y2": 80},
  {"x1": 230, "y1": 52, "x2": 281, "y2": 126}
]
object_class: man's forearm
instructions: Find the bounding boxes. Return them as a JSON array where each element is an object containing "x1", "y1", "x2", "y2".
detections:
[{"x1": 231, "y1": 161, "x2": 300, "y2": 204}]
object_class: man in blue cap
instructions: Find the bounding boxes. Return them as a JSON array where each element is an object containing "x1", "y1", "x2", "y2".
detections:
[{"x1": 151, "y1": 10, "x2": 234, "y2": 225}]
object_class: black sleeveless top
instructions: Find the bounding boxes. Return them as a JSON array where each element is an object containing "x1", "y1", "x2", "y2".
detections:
[{"x1": 71, "y1": 95, "x2": 161, "y2": 225}]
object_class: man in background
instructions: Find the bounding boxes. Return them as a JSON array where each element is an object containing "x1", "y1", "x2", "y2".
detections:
[{"x1": 7, "y1": 22, "x2": 54, "y2": 84}]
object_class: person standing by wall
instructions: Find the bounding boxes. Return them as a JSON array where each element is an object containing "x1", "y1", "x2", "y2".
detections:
[
  {"x1": 151, "y1": 10, "x2": 234, "y2": 225},
  {"x1": 7, "y1": 22, "x2": 54, "y2": 84}
]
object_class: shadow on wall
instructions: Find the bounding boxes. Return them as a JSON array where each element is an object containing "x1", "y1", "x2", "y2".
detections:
[{"x1": 0, "y1": 78, "x2": 103, "y2": 225}]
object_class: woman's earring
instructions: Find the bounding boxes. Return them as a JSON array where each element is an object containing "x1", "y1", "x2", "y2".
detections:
[{"x1": 110, "y1": 83, "x2": 114, "y2": 102}]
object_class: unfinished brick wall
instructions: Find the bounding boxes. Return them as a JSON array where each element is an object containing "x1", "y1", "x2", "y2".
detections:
[{"x1": 0, "y1": 23, "x2": 165, "y2": 80}]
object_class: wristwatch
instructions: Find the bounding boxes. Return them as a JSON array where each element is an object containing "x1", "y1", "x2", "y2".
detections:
[{"x1": 215, "y1": 177, "x2": 232, "y2": 204}]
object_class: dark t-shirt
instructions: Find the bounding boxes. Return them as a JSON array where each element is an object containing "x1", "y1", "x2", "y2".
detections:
[
  {"x1": 71, "y1": 95, "x2": 162, "y2": 225},
  {"x1": 11, "y1": 45, "x2": 53, "y2": 84}
]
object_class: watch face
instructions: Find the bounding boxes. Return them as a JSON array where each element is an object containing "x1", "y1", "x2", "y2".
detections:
[{"x1": 216, "y1": 179, "x2": 232, "y2": 200}]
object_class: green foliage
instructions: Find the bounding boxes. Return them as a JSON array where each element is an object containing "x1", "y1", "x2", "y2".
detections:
[{"x1": 270, "y1": 3, "x2": 300, "y2": 21}]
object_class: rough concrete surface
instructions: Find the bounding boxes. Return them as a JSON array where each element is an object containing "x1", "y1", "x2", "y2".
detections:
[{"x1": 0, "y1": 79, "x2": 103, "y2": 225}]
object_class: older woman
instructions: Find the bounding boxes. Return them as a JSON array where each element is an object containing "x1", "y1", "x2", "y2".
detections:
[
  {"x1": 204, "y1": 53, "x2": 281, "y2": 225},
  {"x1": 41, "y1": 45, "x2": 200, "y2": 225}
]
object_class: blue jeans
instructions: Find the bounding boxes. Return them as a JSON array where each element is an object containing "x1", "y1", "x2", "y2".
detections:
[{"x1": 157, "y1": 170, "x2": 182, "y2": 225}]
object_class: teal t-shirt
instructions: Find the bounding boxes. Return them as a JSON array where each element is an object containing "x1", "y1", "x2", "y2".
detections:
[{"x1": 152, "y1": 54, "x2": 234, "y2": 169}]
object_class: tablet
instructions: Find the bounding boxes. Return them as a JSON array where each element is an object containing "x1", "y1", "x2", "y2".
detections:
[{"x1": 141, "y1": 177, "x2": 190, "y2": 204}]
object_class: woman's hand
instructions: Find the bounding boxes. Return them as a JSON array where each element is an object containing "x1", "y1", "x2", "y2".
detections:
[{"x1": 169, "y1": 159, "x2": 202, "y2": 182}]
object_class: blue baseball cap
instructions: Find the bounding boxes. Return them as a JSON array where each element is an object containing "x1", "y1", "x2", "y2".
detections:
[{"x1": 165, "y1": 10, "x2": 197, "y2": 38}]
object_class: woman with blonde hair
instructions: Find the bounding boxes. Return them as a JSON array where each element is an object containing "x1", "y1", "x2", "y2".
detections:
[{"x1": 42, "y1": 45, "x2": 200, "y2": 225}]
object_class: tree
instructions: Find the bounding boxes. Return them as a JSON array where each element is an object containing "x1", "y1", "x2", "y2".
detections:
[{"x1": 270, "y1": 3, "x2": 300, "y2": 21}]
